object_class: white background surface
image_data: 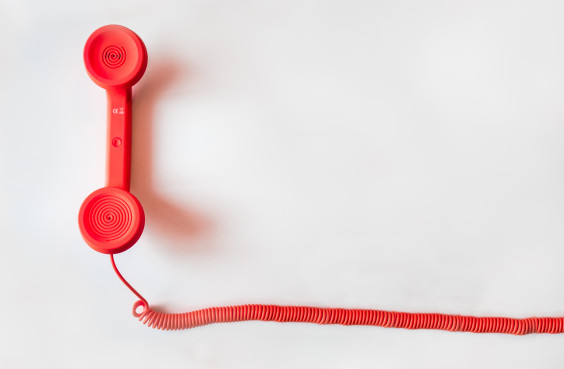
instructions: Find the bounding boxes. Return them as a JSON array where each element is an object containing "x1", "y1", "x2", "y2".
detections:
[{"x1": 2, "y1": 0, "x2": 564, "y2": 367}]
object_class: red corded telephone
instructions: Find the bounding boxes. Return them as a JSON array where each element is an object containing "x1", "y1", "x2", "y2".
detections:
[{"x1": 78, "y1": 25, "x2": 564, "y2": 334}]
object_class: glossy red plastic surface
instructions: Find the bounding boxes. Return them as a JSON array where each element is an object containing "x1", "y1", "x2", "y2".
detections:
[{"x1": 79, "y1": 25, "x2": 147, "y2": 254}]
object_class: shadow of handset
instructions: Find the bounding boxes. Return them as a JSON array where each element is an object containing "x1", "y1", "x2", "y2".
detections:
[{"x1": 131, "y1": 58, "x2": 213, "y2": 254}]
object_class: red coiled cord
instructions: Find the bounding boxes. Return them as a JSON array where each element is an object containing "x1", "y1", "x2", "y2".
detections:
[{"x1": 111, "y1": 255, "x2": 564, "y2": 334}]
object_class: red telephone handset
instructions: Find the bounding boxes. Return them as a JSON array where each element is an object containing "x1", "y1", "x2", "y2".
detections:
[
  {"x1": 79, "y1": 25, "x2": 564, "y2": 334},
  {"x1": 78, "y1": 25, "x2": 147, "y2": 254}
]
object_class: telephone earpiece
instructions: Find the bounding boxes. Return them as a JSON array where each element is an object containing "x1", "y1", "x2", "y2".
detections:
[{"x1": 78, "y1": 25, "x2": 147, "y2": 254}]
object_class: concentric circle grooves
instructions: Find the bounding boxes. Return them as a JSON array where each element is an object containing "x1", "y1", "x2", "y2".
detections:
[
  {"x1": 87, "y1": 195, "x2": 132, "y2": 241},
  {"x1": 102, "y1": 45, "x2": 126, "y2": 68}
]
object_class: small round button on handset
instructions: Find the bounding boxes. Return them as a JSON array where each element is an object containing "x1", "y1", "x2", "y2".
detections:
[{"x1": 79, "y1": 25, "x2": 148, "y2": 254}]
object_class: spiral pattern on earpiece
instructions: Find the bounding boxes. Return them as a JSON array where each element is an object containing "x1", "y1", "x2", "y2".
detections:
[
  {"x1": 87, "y1": 194, "x2": 132, "y2": 241},
  {"x1": 103, "y1": 45, "x2": 126, "y2": 68}
]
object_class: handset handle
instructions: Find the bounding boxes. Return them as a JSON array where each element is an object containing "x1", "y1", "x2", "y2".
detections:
[
  {"x1": 79, "y1": 24, "x2": 147, "y2": 255},
  {"x1": 106, "y1": 87, "x2": 132, "y2": 190}
]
